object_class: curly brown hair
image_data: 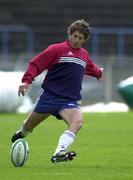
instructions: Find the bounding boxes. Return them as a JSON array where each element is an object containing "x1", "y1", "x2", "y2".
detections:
[{"x1": 68, "y1": 19, "x2": 91, "y2": 40}]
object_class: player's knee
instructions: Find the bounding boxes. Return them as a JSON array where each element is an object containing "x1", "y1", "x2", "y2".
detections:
[{"x1": 74, "y1": 119, "x2": 83, "y2": 130}]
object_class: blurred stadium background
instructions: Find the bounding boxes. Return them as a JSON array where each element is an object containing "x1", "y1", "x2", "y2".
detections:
[{"x1": 0, "y1": 0, "x2": 133, "y2": 111}]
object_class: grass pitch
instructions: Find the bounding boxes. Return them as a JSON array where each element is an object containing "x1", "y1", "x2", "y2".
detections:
[{"x1": 0, "y1": 112, "x2": 133, "y2": 180}]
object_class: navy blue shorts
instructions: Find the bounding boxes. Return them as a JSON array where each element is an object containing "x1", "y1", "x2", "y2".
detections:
[{"x1": 34, "y1": 89, "x2": 80, "y2": 119}]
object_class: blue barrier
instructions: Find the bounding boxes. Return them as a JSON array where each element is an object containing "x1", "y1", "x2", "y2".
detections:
[
  {"x1": 92, "y1": 27, "x2": 133, "y2": 63},
  {"x1": 0, "y1": 25, "x2": 34, "y2": 63},
  {"x1": 0, "y1": 26, "x2": 133, "y2": 64}
]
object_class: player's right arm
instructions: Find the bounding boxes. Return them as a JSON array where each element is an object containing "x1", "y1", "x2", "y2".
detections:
[
  {"x1": 18, "y1": 45, "x2": 57, "y2": 96},
  {"x1": 22, "y1": 45, "x2": 57, "y2": 84},
  {"x1": 18, "y1": 83, "x2": 30, "y2": 96}
]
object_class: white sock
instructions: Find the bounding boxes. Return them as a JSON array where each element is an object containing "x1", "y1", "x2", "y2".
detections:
[
  {"x1": 54, "y1": 130, "x2": 76, "y2": 155},
  {"x1": 20, "y1": 121, "x2": 33, "y2": 136}
]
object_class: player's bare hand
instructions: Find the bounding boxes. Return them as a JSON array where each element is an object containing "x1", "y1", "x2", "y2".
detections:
[
  {"x1": 97, "y1": 68, "x2": 104, "y2": 82},
  {"x1": 18, "y1": 83, "x2": 30, "y2": 96}
]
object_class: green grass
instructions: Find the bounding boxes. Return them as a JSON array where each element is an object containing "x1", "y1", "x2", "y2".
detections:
[{"x1": 0, "y1": 112, "x2": 133, "y2": 180}]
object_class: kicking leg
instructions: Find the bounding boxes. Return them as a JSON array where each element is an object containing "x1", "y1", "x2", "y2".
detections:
[{"x1": 11, "y1": 111, "x2": 50, "y2": 143}]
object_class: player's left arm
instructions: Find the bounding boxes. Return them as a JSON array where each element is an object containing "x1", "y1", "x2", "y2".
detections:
[
  {"x1": 97, "y1": 68, "x2": 104, "y2": 82},
  {"x1": 85, "y1": 54, "x2": 104, "y2": 82}
]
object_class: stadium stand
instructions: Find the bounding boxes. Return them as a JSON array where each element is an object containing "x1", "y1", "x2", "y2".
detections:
[{"x1": 0, "y1": 0, "x2": 133, "y2": 52}]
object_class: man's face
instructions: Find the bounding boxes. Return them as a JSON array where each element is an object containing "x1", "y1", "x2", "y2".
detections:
[{"x1": 68, "y1": 31, "x2": 86, "y2": 49}]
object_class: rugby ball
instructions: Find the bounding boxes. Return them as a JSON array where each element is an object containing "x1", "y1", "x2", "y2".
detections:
[{"x1": 10, "y1": 139, "x2": 29, "y2": 167}]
